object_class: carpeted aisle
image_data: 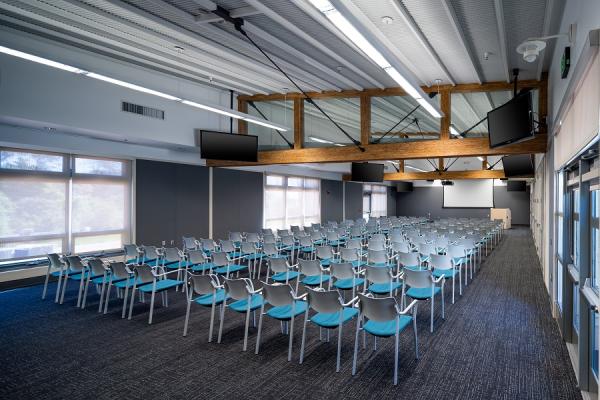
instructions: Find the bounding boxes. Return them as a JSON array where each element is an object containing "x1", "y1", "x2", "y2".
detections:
[{"x1": 0, "y1": 228, "x2": 582, "y2": 399}]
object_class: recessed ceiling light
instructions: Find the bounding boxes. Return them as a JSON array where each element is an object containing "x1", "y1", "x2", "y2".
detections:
[{"x1": 381, "y1": 16, "x2": 393, "y2": 25}]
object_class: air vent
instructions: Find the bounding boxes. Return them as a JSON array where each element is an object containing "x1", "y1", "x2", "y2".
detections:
[{"x1": 121, "y1": 102, "x2": 164, "y2": 120}]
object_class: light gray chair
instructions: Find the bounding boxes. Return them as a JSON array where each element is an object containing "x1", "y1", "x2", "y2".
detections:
[
  {"x1": 429, "y1": 253, "x2": 460, "y2": 303},
  {"x1": 42, "y1": 253, "x2": 66, "y2": 302},
  {"x1": 401, "y1": 268, "x2": 445, "y2": 332},
  {"x1": 299, "y1": 288, "x2": 359, "y2": 371},
  {"x1": 183, "y1": 273, "x2": 225, "y2": 340}
]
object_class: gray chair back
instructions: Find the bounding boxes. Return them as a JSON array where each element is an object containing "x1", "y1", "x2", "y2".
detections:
[
  {"x1": 368, "y1": 239, "x2": 386, "y2": 251},
  {"x1": 340, "y1": 248, "x2": 359, "y2": 262},
  {"x1": 182, "y1": 237, "x2": 197, "y2": 250},
  {"x1": 330, "y1": 262, "x2": 355, "y2": 280},
  {"x1": 229, "y1": 232, "x2": 243, "y2": 242},
  {"x1": 368, "y1": 249, "x2": 388, "y2": 265},
  {"x1": 188, "y1": 249, "x2": 208, "y2": 265},
  {"x1": 109, "y1": 261, "x2": 130, "y2": 281},
  {"x1": 397, "y1": 251, "x2": 419, "y2": 268},
  {"x1": 189, "y1": 274, "x2": 220, "y2": 295},
  {"x1": 220, "y1": 240, "x2": 236, "y2": 253},
  {"x1": 246, "y1": 233, "x2": 260, "y2": 243},
  {"x1": 224, "y1": 278, "x2": 254, "y2": 301},
  {"x1": 134, "y1": 264, "x2": 155, "y2": 284},
  {"x1": 88, "y1": 258, "x2": 106, "y2": 276},
  {"x1": 316, "y1": 246, "x2": 334, "y2": 260},
  {"x1": 211, "y1": 252, "x2": 229, "y2": 267},
  {"x1": 298, "y1": 259, "x2": 322, "y2": 276},
  {"x1": 364, "y1": 265, "x2": 393, "y2": 284},
  {"x1": 163, "y1": 247, "x2": 181, "y2": 264},
  {"x1": 48, "y1": 253, "x2": 63, "y2": 269},
  {"x1": 429, "y1": 254, "x2": 452, "y2": 271},
  {"x1": 241, "y1": 242, "x2": 256, "y2": 254},
  {"x1": 124, "y1": 245, "x2": 139, "y2": 260},
  {"x1": 262, "y1": 283, "x2": 294, "y2": 307},
  {"x1": 358, "y1": 294, "x2": 398, "y2": 322},
  {"x1": 307, "y1": 288, "x2": 342, "y2": 314},
  {"x1": 66, "y1": 255, "x2": 85, "y2": 272},
  {"x1": 268, "y1": 257, "x2": 289, "y2": 274},
  {"x1": 404, "y1": 269, "x2": 432, "y2": 289}
]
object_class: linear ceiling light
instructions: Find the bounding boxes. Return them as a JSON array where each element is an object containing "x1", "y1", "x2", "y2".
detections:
[
  {"x1": 309, "y1": 0, "x2": 441, "y2": 119},
  {"x1": 0, "y1": 45, "x2": 287, "y2": 131},
  {"x1": 405, "y1": 164, "x2": 427, "y2": 172},
  {"x1": 309, "y1": 136, "x2": 346, "y2": 146},
  {"x1": 477, "y1": 156, "x2": 485, "y2": 162},
  {"x1": 449, "y1": 125, "x2": 463, "y2": 139}
]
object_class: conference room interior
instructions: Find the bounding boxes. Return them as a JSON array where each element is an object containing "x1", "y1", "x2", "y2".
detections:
[{"x1": 0, "y1": 0, "x2": 599, "y2": 399}]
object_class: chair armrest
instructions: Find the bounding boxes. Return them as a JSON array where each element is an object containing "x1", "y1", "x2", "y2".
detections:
[
  {"x1": 398, "y1": 299, "x2": 419, "y2": 315},
  {"x1": 342, "y1": 296, "x2": 359, "y2": 307},
  {"x1": 154, "y1": 269, "x2": 181, "y2": 278},
  {"x1": 250, "y1": 287, "x2": 264, "y2": 294},
  {"x1": 432, "y1": 275, "x2": 444, "y2": 283},
  {"x1": 294, "y1": 293, "x2": 308, "y2": 300}
]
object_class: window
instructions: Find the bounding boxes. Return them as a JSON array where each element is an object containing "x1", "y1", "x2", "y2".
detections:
[
  {"x1": 363, "y1": 184, "x2": 387, "y2": 219},
  {"x1": 573, "y1": 283, "x2": 580, "y2": 334},
  {"x1": 572, "y1": 189, "x2": 580, "y2": 269},
  {"x1": 264, "y1": 174, "x2": 320, "y2": 230},
  {"x1": 556, "y1": 171, "x2": 565, "y2": 310},
  {"x1": 592, "y1": 189, "x2": 599, "y2": 289},
  {"x1": 0, "y1": 149, "x2": 131, "y2": 262},
  {"x1": 592, "y1": 310, "x2": 599, "y2": 379}
]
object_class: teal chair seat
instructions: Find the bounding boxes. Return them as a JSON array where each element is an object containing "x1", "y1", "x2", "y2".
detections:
[
  {"x1": 91, "y1": 274, "x2": 124, "y2": 285},
  {"x1": 311, "y1": 307, "x2": 358, "y2": 328},
  {"x1": 266, "y1": 301, "x2": 308, "y2": 320},
  {"x1": 302, "y1": 274, "x2": 331, "y2": 286},
  {"x1": 320, "y1": 258, "x2": 340, "y2": 267},
  {"x1": 114, "y1": 277, "x2": 148, "y2": 289},
  {"x1": 403, "y1": 265, "x2": 423, "y2": 271},
  {"x1": 368, "y1": 281, "x2": 403, "y2": 294},
  {"x1": 333, "y1": 277, "x2": 365, "y2": 290},
  {"x1": 368, "y1": 263, "x2": 396, "y2": 268},
  {"x1": 301, "y1": 246, "x2": 315, "y2": 252},
  {"x1": 163, "y1": 261, "x2": 181, "y2": 269},
  {"x1": 453, "y1": 256, "x2": 466, "y2": 265},
  {"x1": 406, "y1": 286, "x2": 441, "y2": 300},
  {"x1": 51, "y1": 269, "x2": 76, "y2": 277},
  {"x1": 243, "y1": 253, "x2": 262, "y2": 260},
  {"x1": 351, "y1": 260, "x2": 366, "y2": 267},
  {"x1": 125, "y1": 258, "x2": 138, "y2": 264},
  {"x1": 214, "y1": 264, "x2": 248, "y2": 275},
  {"x1": 229, "y1": 294, "x2": 265, "y2": 312},
  {"x1": 191, "y1": 262, "x2": 214, "y2": 272},
  {"x1": 363, "y1": 315, "x2": 413, "y2": 337},
  {"x1": 138, "y1": 279, "x2": 184, "y2": 293},
  {"x1": 195, "y1": 289, "x2": 229, "y2": 306},
  {"x1": 432, "y1": 269, "x2": 458, "y2": 279},
  {"x1": 271, "y1": 271, "x2": 300, "y2": 282}
]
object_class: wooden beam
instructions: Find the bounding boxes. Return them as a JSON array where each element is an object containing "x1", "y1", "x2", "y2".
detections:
[
  {"x1": 237, "y1": 98, "x2": 247, "y2": 134},
  {"x1": 371, "y1": 131, "x2": 439, "y2": 138},
  {"x1": 206, "y1": 134, "x2": 548, "y2": 167},
  {"x1": 383, "y1": 169, "x2": 509, "y2": 181},
  {"x1": 399, "y1": 160, "x2": 404, "y2": 173},
  {"x1": 438, "y1": 158, "x2": 444, "y2": 170},
  {"x1": 360, "y1": 94, "x2": 371, "y2": 145},
  {"x1": 440, "y1": 90, "x2": 450, "y2": 140},
  {"x1": 481, "y1": 156, "x2": 488, "y2": 169},
  {"x1": 293, "y1": 98, "x2": 304, "y2": 149},
  {"x1": 237, "y1": 78, "x2": 547, "y2": 102}
]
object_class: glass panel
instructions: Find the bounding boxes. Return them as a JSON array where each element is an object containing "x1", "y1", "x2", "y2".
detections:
[
  {"x1": 557, "y1": 259, "x2": 563, "y2": 310},
  {"x1": 72, "y1": 182, "x2": 127, "y2": 233},
  {"x1": 0, "y1": 178, "x2": 67, "y2": 239},
  {"x1": 304, "y1": 98, "x2": 360, "y2": 147},
  {"x1": 371, "y1": 95, "x2": 439, "y2": 143},
  {"x1": 75, "y1": 158, "x2": 124, "y2": 176},
  {"x1": 0, "y1": 238, "x2": 63, "y2": 260},
  {"x1": 73, "y1": 233, "x2": 123, "y2": 253},
  {"x1": 557, "y1": 215, "x2": 564, "y2": 258},
  {"x1": 449, "y1": 89, "x2": 539, "y2": 139},
  {"x1": 592, "y1": 310, "x2": 599, "y2": 379},
  {"x1": 264, "y1": 187, "x2": 286, "y2": 230},
  {"x1": 573, "y1": 283, "x2": 580, "y2": 334},
  {"x1": 593, "y1": 190, "x2": 599, "y2": 289},
  {"x1": 247, "y1": 100, "x2": 294, "y2": 150},
  {"x1": 266, "y1": 175, "x2": 284, "y2": 186},
  {"x1": 0, "y1": 150, "x2": 63, "y2": 172},
  {"x1": 573, "y1": 189, "x2": 580, "y2": 268}
]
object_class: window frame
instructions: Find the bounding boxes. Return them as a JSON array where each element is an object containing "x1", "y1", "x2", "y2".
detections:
[{"x1": 263, "y1": 173, "x2": 321, "y2": 230}]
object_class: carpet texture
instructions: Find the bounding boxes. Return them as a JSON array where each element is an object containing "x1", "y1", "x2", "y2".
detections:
[{"x1": 0, "y1": 228, "x2": 582, "y2": 399}]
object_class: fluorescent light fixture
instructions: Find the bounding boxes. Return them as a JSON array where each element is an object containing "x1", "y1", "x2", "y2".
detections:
[
  {"x1": 416, "y1": 98, "x2": 442, "y2": 118},
  {"x1": 388, "y1": 160, "x2": 399, "y2": 165},
  {"x1": 449, "y1": 124, "x2": 463, "y2": 139},
  {"x1": 0, "y1": 45, "x2": 288, "y2": 131},
  {"x1": 86, "y1": 72, "x2": 181, "y2": 101},
  {"x1": 0, "y1": 45, "x2": 87, "y2": 74},
  {"x1": 308, "y1": 0, "x2": 442, "y2": 119},
  {"x1": 405, "y1": 164, "x2": 427, "y2": 172},
  {"x1": 309, "y1": 136, "x2": 334, "y2": 144},
  {"x1": 477, "y1": 156, "x2": 485, "y2": 162},
  {"x1": 333, "y1": 143, "x2": 346, "y2": 147}
]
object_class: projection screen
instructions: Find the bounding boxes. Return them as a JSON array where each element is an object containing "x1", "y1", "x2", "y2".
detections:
[{"x1": 443, "y1": 179, "x2": 495, "y2": 208}]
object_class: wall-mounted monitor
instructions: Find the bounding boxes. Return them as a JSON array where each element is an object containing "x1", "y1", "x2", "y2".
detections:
[
  {"x1": 488, "y1": 92, "x2": 534, "y2": 148},
  {"x1": 507, "y1": 180, "x2": 527, "y2": 191},
  {"x1": 502, "y1": 154, "x2": 534, "y2": 177},
  {"x1": 200, "y1": 130, "x2": 258, "y2": 162},
  {"x1": 397, "y1": 181, "x2": 413, "y2": 192},
  {"x1": 351, "y1": 162, "x2": 384, "y2": 182}
]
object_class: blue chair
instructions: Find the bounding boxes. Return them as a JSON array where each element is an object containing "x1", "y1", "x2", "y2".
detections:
[
  {"x1": 218, "y1": 278, "x2": 264, "y2": 351},
  {"x1": 429, "y1": 253, "x2": 460, "y2": 303},
  {"x1": 128, "y1": 264, "x2": 185, "y2": 324},
  {"x1": 255, "y1": 282, "x2": 308, "y2": 361},
  {"x1": 212, "y1": 251, "x2": 247, "y2": 279},
  {"x1": 124, "y1": 244, "x2": 141, "y2": 264},
  {"x1": 266, "y1": 257, "x2": 299, "y2": 284},
  {"x1": 187, "y1": 249, "x2": 214, "y2": 274},
  {"x1": 102, "y1": 261, "x2": 135, "y2": 317},
  {"x1": 397, "y1": 251, "x2": 421, "y2": 272},
  {"x1": 299, "y1": 288, "x2": 359, "y2": 372},
  {"x1": 60, "y1": 255, "x2": 94, "y2": 306},
  {"x1": 329, "y1": 262, "x2": 364, "y2": 299},
  {"x1": 363, "y1": 265, "x2": 402, "y2": 296},
  {"x1": 139, "y1": 245, "x2": 159, "y2": 265},
  {"x1": 401, "y1": 268, "x2": 445, "y2": 333},
  {"x1": 42, "y1": 253, "x2": 68, "y2": 302},
  {"x1": 352, "y1": 294, "x2": 419, "y2": 385},
  {"x1": 183, "y1": 273, "x2": 227, "y2": 341},
  {"x1": 295, "y1": 259, "x2": 330, "y2": 293},
  {"x1": 81, "y1": 257, "x2": 112, "y2": 311},
  {"x1": 316, "y1": 245, "x2": 339, "y2": 267}
]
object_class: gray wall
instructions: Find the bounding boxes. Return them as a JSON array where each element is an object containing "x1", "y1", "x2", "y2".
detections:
[
  {"x1": 396, "y1": 186, "x2": 530, "y2": 225},
  {"x1": 136, "y1": 159, "x2": 209, "y2": 246},
  {"x1": 321, "y1": 179, "x2": 343, "y2": 223},
  {"x1": 212, "y1": 168, "x2": 263, "y2": 239},
  {"x1": 345, "y1": 182, "x2": 363, "y2": 220},
  {"x1": 387, "y1": 186, "x2": 397, "y2": 217}
]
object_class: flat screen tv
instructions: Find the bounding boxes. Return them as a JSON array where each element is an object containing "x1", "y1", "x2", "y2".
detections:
[
  {"x1": 488, "y1": 92, "x2": 534, "y2": 148},
  {"x1": 502, "y1": 154, "x2": 534, "y2": 177},
  {"x1": 351, "y1": 162, "x2": 384, "y2": 182},
  {"x1": 200, "y1": 130, "x2": 258, "y2": 162},
  {"x1": 507, "y1": 180, "x2": 527, "y2": 191}
]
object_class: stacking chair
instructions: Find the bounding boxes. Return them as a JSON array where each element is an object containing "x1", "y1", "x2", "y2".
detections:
[
  {"x1": 401, "y1": 269, "x2": 444, "y2": 332},
  {"x1": 239, "y1": 241, "x2": 261, "y2": 277},
  {"x1": 352, "y1": 294, "x2": 419, "y2": 385},
  {"x1": 188, "y1": 249, "x2": 214, "y2": 274},
  {"x1": 326, "y1": 231, "x2": 344, "y2": 251},
  {"x1": 296, "y1": 259, "x2": 331, "y2": 292},
  {"x1": 261, "y1": 228, "x2": 274, "y2": 236},
  {"x1": 182, "y1": 236, "x2": 199, "y2": 252},
  {"x1": 220, "y1": 240, "x2": 241, "y2": 259},
  {"x1": 310, "y1": 231, "x2": 325, "y2": 246},
  {"x1": 316, "y1": 245, "x2": 339, "y2": 267},
  {"x1": 299, "y1": 288, "x2": 359, "y2": 371},
  {"x1": 447, "y1": 245, "x2": 469, "y2": 286},
  {"x1": 298, "y1": 236, "x2": 316, "y2": 260},
  {"x1": 245, "y1": 232, "x2": 261, "y2": 245},
  {"x1": 103, "y1": 261, "x2": 135, "y2": 317},
  {"x1": 124, "y1": 244, "x2": 141, "y2": 264},
  {"x1": 429, "y1": 253, "x2": 460, "y2": 303},
  {"x1": 218, "y1": 278, "x2": 265, "y2": 351},
  {"x1": 139, "y1": 245, "x2": 159, "y2": 265},
  {"x1": 416, "y1": 243, "x2": 437, "y2": 266},
  {"x1": 263, "y1": 234, "x2": 277, "y2": 245},
  {"x1": 229, "y1": 232, "x2": 243, "y2": 245},
  {"x1": 279, "y1": 235, "x2": 299, "y2": 264},
  {"x1": 266, "y1": 257, "x2": 299, "y2": 284},
  {"x1": 161, "y1": 247, "x2": 184, "y2": 282},
  {"x1": 255, "y1": 283, "x2": 308, "y2": 361},
  {"x1": 42, "y1": 253, "x2": 67, "y2": 302},
  {"x1": 212, "y1": 252, "x2": 247, "y2": 279},
  {"x1": 329, "y1": 262, "x2": 365, "y2": 299},
  {"x1": 367, "y1": 249, "x2": 395, "y2": 268},
  {"x1": 363, "y1": 265, "x2": 402, "y2": 296},
  {"x1": 201, "y1": 239, "x2": 218, "y2": 256},
  {"x1": 60, "y1": 255, "x2": 89, "y2": 306},
  {"x1": 367, "y1": 239, "x2": 386, "y2": 252},
  {"x1": 81, "y1": 257, "x2": 111, "y2": 310},
  {"x1": 128, "y1": 264, "x2": 185, "y2": 324},
  {"x1": 339, "y1": 247, "x2": 365, "y2": 268},
  {"x1": 183, "y1": 273, "x2": 227, "y2": 340},
  {"x1": 397, "y1": 251, "x2": 421, "y2": 272},
  {"x1": 458, "y1": 238, "x2": 478, "y2": 278}
]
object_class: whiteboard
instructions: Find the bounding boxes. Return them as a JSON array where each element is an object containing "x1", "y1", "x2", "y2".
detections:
[{"x1": 443, "y1": 179, "x2": 494, "y2": 208}]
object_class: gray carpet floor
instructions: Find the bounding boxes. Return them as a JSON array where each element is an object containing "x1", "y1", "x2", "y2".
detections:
[{"x1": 0, "y1": 228, "x2": 582, "y2": 399}]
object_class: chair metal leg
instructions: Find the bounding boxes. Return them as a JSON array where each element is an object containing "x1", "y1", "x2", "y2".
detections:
[
  {"x1": 441, "y1": 285, "x2": 445, "y2": 319},
  {"x1": 394, "y1": 331, "x2": 399, "y2": 385},
  {"x1": 336, "y1": 323, "x2": 343, "y2": 372},
  {"x1": 42, "y1": 267, "x2": 51, "y2": 300},
  {"x1": 76, "y1": 273, "x2": 86, "y2": 308},
  {"x1": 413, "y1": 314, "x2": 419, "y2": 359},
  {"x1": 148, "y1": 289, "x2": 157, "y2": 325},
  {"x1": 128, "y1": 285, "x2": 136, "y2": 320},
  {"x1": 60, "y1": 273, "x2": 69, "y2": 304},
  {"x1": 255, "y1": 305, "x2": 265, "y2": 354},
  {"x1": 299, "y1": 316, "x2": 308, "y2": 365},
  {"x1": 208, "y1": 299, "x2": 217, "y2": 342},
  {"x1": 54, "y1": 270, "x2": 64, "y2": 303},
  {"x1": 352, "y1": 317, "x2": 361, "y2": 376},
  {"x1": 243, "y1": 304, "x2": 252, "y2": 352},
  {"x1": 104, "y1": 281, "x2": 113, "y2": 314},
  {"x1": 183, "y1": 298, "x2": 192, "y2": 337},
  {"x1": 218, "y1": 301, "x2": 226, "y2": 343},
  {"x1": 288, "y1": 314, "x2": 295, "y2": 362},
  {"x1": 430, "y1": 295, "x2": 434, "y2": 333}
]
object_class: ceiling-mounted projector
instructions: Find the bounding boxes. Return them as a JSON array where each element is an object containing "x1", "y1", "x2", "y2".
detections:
[{"x1": 441, "y1": 180, "x2": 454, "y2": 186}]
